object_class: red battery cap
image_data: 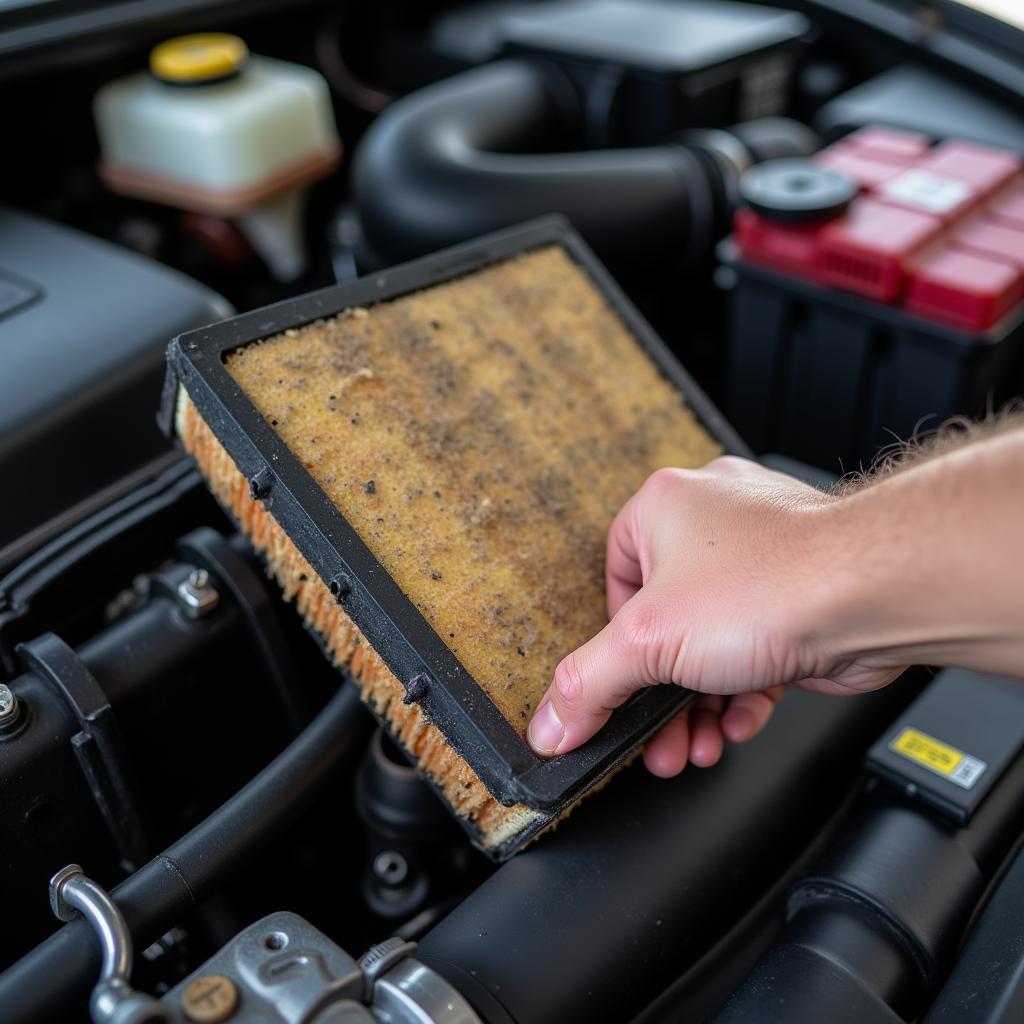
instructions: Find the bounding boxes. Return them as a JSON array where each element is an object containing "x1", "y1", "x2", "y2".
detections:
[
  {"x1": 953, "y1": 217, "x2": 1024, "y2": 270},
  {"x1": 988, "y1": 180, "x2": 1024, "y2": 231},
  {"x1": 914, "y1": 140, "x2": 1020, "y2": 199},
  {"x1": 843, "y1": 125, "x2": 931, "y2": 162},
  {"x1": 819, "y1": 198, "x2": 944, "y2": 302},
  {"x1": 734, "y1": 207, "x2": 827, "y2": 277},
  {"x1": 816, "y1": 145, "x2": 910, "y2": 191},
  {"x1": 905, "y1": 247, "x2": 1024, "y2": 331}
]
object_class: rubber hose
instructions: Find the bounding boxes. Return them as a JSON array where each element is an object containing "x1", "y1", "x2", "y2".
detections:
[
  {"x1": 352, "y1": 58, "x2": 816, "y2": 270},
  {"x1": 0, "y1": 684, "x2": 370, "y2": 1024}
]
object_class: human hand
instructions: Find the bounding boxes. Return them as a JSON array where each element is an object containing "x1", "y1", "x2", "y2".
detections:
[{"x1": 526, "y1": 457, "x2": 906, "y2": 776}]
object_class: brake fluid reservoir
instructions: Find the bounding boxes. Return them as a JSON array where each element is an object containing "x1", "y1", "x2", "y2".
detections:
[{"x1": 93, "y1": 34, "x2": 341, "y2": 280}]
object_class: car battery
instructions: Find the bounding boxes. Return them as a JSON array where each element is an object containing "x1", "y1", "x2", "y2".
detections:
[{"x1": 723, "y1": 127, "x2": 1024, "y2": 470}]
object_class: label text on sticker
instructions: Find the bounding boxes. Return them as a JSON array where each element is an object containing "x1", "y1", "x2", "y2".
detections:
[
  {"x1": 889, "y1": 727, "x2": 987, "y2": 789},
  {"x1": 881, "y1": 170, "x2": 970, "y2": 215}
]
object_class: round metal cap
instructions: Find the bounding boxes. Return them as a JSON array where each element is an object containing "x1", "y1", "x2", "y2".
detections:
[{"x1": 740, "y1": 159, "x2": 857, "y2": 223}]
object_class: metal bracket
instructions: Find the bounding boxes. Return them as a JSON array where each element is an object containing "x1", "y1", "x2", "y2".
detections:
[{"x1": 163, "y1": 912, "x2": 481, "y2": 1023}]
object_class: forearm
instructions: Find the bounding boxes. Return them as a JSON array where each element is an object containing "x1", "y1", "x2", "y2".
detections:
[{"x1": 810, "y1": 425, "x2": 1024, "y2": 678}]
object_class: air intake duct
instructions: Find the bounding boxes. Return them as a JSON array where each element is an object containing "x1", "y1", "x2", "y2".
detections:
[
  {"x1": 416, "y1": 684, "x2": 922, "y2": 1024},
  {"x1": 713, "y1": 734, "x2": 1024, "y2": 1022},
  {"x1": 352, "y1": 58, "x2": 817, "y2": 270}
]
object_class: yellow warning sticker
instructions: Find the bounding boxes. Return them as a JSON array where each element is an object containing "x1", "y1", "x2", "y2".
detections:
[{"x1": 889, "y1": 727, "x2": 987, "y2": 789}]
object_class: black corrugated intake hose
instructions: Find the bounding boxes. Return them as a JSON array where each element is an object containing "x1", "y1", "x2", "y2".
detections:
[
  {"x1": 352, "y1": 58, "x2": 818, "y2": 271},
  {"x1": 711, "y1": 747, "x2": 1024, "y2": 1023},
  {"x1": 417, "y1": 683, "x2": 925, "y2": 1024},
  {"x1": 0, "y1": 684, "x2": 371, "y2": 1024}
]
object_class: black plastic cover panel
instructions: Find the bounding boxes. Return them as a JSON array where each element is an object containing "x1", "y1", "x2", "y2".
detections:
[
  {"x1": 499, "y1": 0, "x2": 807, "y2": 72},
  {"x1": 0, "y1": 207, "x2": 229, "y2": 552}
]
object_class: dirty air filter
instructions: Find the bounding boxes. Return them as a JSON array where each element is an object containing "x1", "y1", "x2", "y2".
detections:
[{"x1": 161, "y1": 217, "x2": 741, "y2": 858}]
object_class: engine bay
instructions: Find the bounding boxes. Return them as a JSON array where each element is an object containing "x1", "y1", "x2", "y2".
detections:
[{"x1": 3, "y1": 2, "x2": 1024, "y2": 1021}]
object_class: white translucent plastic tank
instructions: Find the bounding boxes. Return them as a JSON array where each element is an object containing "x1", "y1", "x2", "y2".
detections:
[{"x1": 93, "y1": 34, "x2": 342, "y2": 280}]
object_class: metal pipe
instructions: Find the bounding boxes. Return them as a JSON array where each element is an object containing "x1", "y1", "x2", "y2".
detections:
[
  {"x1": 50, "y1": 865, "x2": 133, "y2": 983},
  {"x1": 49, "y1": 865, "x2": 169, "y2": 1024}
]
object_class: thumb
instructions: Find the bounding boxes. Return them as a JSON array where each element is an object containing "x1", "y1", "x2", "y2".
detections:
[{"x1": 527, "y1": 596, "x2": 664, "y2": 757}]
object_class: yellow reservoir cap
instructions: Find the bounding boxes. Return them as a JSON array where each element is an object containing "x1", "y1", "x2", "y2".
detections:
[{"x1": 150, "y1": 34, "x2": 249, "y2": 85}]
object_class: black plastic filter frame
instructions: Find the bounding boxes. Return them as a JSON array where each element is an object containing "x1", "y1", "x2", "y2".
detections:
[{"x1": 161, "y1": 216, "x2": 748, "y2": 835}]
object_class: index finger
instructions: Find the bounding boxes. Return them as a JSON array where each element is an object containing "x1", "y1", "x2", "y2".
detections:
[{"x1": 605, "y1": 494, "x2": 644, "y2": 618}]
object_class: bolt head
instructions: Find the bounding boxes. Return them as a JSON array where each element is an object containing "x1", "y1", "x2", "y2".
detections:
[
  {"x1": 187, "y1": 568, "x2": 209, "y2": 590},
  {"x1": 0, "y1": 684, "x2": 20, "y2": 730},
  {"x1": 176, "y1": 570, "x2": 220, "y2": 619}
]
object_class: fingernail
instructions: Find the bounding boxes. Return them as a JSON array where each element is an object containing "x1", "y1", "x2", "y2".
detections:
[{"x1": 528, "y1": 700, "x2": 565, "y2": 755}]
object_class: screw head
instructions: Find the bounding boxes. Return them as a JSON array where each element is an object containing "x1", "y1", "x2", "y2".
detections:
[
  {"x1": 180, "y1": 974, "x2": 238, "y2": 1023},
  {"x1": 0, "y1": 684, "x2": 20, "y2": 730}
]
